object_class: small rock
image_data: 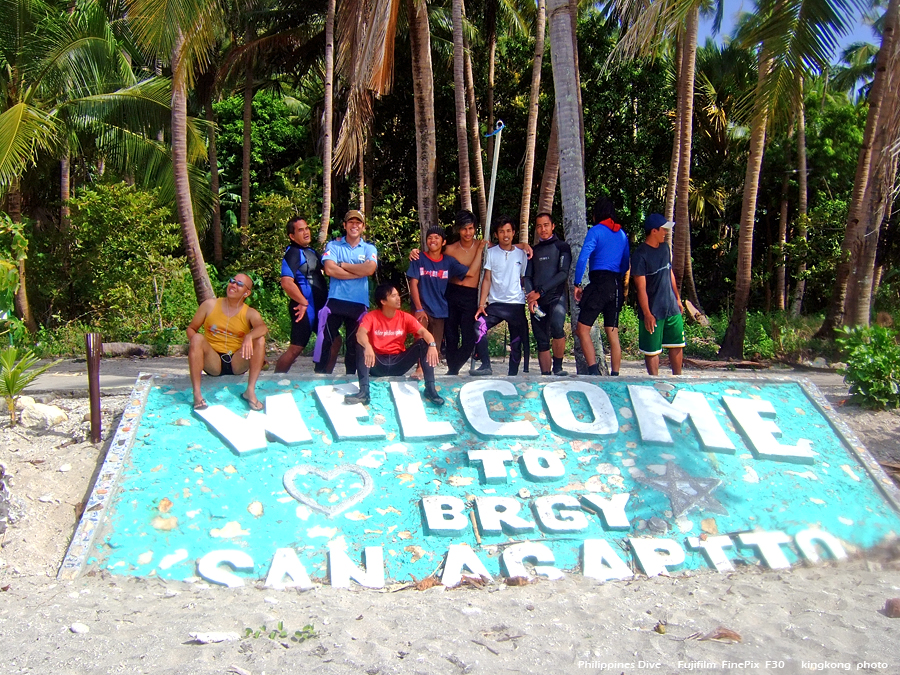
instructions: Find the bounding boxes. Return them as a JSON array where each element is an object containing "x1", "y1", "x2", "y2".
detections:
[
  {"x1": 58, "y1": 464, "x2": 71, "y2": 473},
  {"x1": 885, "y1": 598, "x2": 900, "y2": 618},
  {"x1": 172, "y1": 418, "x2": 191, "y2": 427},
  {"x1": 82, "y1": 412, "x2": 91, "y2": 422},
  {"x1": 648, "y1": 517, "x2": 669, "y2": 533},
  {"x1": 16, "y1": 396, "x2": 35, "y2": 409},
  {"x1": 70, "y1": 623, "x2": 90, "y2": 634},
  {"x1": 20, "y1": 404, "x2": 68, "y2": 429},
  {"x1": 811, "y1": 357, "x2": 827, "y2": 368}
]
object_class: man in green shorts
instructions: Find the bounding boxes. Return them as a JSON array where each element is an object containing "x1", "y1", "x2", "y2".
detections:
[{"x1": 631, "y1": 213, "x2": 684, "y2": 376}]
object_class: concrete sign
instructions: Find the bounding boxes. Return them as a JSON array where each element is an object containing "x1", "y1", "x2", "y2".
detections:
[{"x1": 65, "y1": 376, "x2": 900, "y2": 588}]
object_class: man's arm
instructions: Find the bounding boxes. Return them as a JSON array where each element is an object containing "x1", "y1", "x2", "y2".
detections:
[
  {"x1": 341, "y1": 260, "x2": 377, "y2": 276},
  {"x1": 186, "y1": 299, "x2": 215, "y2": 340},
  {"x1": 633, "y1": 275, "x2": 656, "y2": 333},
  {"x1": 670, "y1": 269, "x2": 682, "y2": 310},
  {"x1": 323, "y1": 259, "x2": 364, "y2": 279},
  {"x1": 414, "y1": 324, "x2": 440, "y2": 367},
  {"x1": 280, "y1": 277, "x2": 308, "y2": 322},
  {"x1": 573, "y1": 228, "x2": 597, "y2": 288},
  {"x1": 408, "y1": 278, "x2": 428, "y2": 326},
  {"x1": 356, "y1": 325, "x2": 375, "y2": 368},
  {"x1": 515, "y1": 242, "x2": 533, "y2": 259},
  {"x1": 476, "y1": 269, "x2": 492, "y2": 319},
  {"x1": 239, "y1": 307, "x2": 269, "y2": 359}
]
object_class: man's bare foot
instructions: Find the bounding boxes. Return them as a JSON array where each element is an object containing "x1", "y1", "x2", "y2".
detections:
[
  {"x1": 193, "y1": 398, "x2": 209, "y2": 411},
  {"x1": 241, "y1": 391, "x2": 263, "y2": 411}
]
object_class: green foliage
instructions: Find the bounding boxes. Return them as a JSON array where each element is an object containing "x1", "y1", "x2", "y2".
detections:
[
  {"x1": 0, "y1": 213, "x2": 27, "y2": 327},
  {"x1": 243, "y1": 621, "x2": 316, "y2": 643},
  {"x1": 836, "y1": 325, "x2": 900, "y2": 409},
  {"x1": 0, "y1": 347, "x2": 61, "y2": 424},
  {"x1": 618, "y1": 305, "x2": 640, "y2": 358},
  {"x1": 364, "y1": 190, "x2": 420, "y2": 288},
  {"x1": 64, "y1": 184, "x2": 193, "y2": 339}
]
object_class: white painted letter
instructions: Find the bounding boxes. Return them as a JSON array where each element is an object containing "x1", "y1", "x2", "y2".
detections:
[
  {"x1": 582, "y1": 539, "x2": 633, "y2": 582},
  {"x1": 629, "y1": 538, "x2": 686, "y2": 577},
  {"x1": 582, "y1": 493, "x2": 631, "y2": 530},
  {"x1": 390, "y1": 382, "x2": 456, "y2": 439},
  {"x1": 459, "y1": 380, "x2": 538, "y2": 437},
  {"x1": 533, "y1": 495, "x2": 589, "y2": 532},
  {"x1": 794, "y1": 529, "x2": 847, "y2": 564},
  {"x1": 542, "y1": 381, "x2": 618, "y2": 436},
  {"x1": 441, "y1": 544, "x2": 492, "y2": 587},
  {"x1": 197, "y1": 550, "x2": 255, "y2": 588},
  {"x1": 687, "y1": 536, "x2": 735, "y2": 572},
  {"x1": 328, "y1": 545, "x2": 385, "y2": 588},
  {"x1": 261, "y1": 393, "x2": 313, "y2": 444},
  {"x1": 738, "y1": 531, "x2": 794, "y2": 569},
  {"x1": 723, "y1": 397, "x2": 814, "y2": 463},
  {"x1": 628, "y1": 386, "x2": 735, "y2": 452},
  {"x1": 421, "y1": 496, "x2": 469, "y2": 535},
  {"x1": 315, "y1": 385, "x2": 386, "y2": 440},
  {"x1": 502, "y1": 543, "x2": 563, "y2": 580},
  {"x1": 521, "y1": 449, "x2": 566, "y2": 482},
  {"x1": 474, "y1": 497, "x2": 535, "y2": 535},
  {"x1": 264, "y1": 548, "x2": 314, "y2": 590},
  {"x1": 467, "y1": 449, "x2": 513, "y2": 483}
]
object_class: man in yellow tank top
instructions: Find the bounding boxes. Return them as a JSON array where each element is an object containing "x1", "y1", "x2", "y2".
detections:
[{"x1": 187, "y1": 273, "x2": 269, "y2": 411}]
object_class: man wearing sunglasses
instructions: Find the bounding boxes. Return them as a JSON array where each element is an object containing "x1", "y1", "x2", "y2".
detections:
[{"x1": 187, "y1": 273, "x2": 269, "y2": 411}]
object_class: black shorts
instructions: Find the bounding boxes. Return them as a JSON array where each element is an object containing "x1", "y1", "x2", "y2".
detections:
[
  {"x1": 578, "y1": 271, "x2": 624, "y2": 328},
  {"x1": 218, "y1": 351, "x2": 234, "y2": 376},
  {"x1": 288, "y1": 300, "x2": 315, "y2": 348}
]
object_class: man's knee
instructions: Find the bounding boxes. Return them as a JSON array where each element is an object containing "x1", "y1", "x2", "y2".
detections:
[{"x1": 189, "y1": 332, "x2": 208, "y2": 353}]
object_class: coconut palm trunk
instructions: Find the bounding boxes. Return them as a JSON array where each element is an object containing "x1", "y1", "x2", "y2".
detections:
[
  {"x1": 240, "y1": 45, "x2": 253, "y2": 248},
  {"x1": 206, "y1": 102, "x2": 223, "y2": 264},
  {"x1": 408, "y1": 0, "x2": 438, "y2": 242},
  {"x1": 817, "y1": 0, "x2": 899, "y2": 337},
  {"x1": 548, "y1": 0, "x2": 596, "y2": 373},
  {"x1": 319, "y1": 0, "x2": 336, "y2": 244},
  {"x1": 673, "y1": 6, "x2": 698, "y2": 295},
  {"x1": 171, "y1": 33, "x2": 214, "y2": 303},
  {"x1": 6, "y1": 181, "x2": 38, "y2": 333},
  {"x1": 451, "y1": 0, "x2": 472, "y2": 212},
  {"x1": 464, "y1": 42, "x2": 488, "y2": 225},
  {"x1": 518, "y1": 0, "x2": 547, "y2": 241},
  {"x1": 790, "y1": 93, "x2": 808, "y2": 317},
  {"x1": 718, "y1": 52, "x2": 772, "y2": 359},
  {"x1": 665, "y1": 36, "x2": 683, "y2": 223},
  {"x1": 538, "y1": 110, "x2": 559, "y2": 216}
]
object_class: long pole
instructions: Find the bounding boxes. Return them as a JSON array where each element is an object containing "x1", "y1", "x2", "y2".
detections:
[
  {"x1": 484, "y1": 120, "x2": 504, "y2": 237},
  {"x1": 86, "y1": 333, "x2": 102, "y2": 443}
]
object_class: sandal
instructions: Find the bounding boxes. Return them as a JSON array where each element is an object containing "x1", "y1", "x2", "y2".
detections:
[
  {"x1": 193, "y1": 399, "x2": 209, "y2": 411},
  {"x1": 242, "y1": 392, "x2": 264, "y2": 411}
]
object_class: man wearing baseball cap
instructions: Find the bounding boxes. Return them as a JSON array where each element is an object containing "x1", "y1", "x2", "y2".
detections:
[
  {"x1": 314, "y1": 210, "x2": 378, "y2": 374},
  {"x1": 631, "y1": 213, "x2": 684, "y2": 376}
]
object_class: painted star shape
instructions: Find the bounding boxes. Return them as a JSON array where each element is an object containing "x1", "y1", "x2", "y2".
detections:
[{"x1": 635, "y1": 461, "x2": 728, "y2": 518}]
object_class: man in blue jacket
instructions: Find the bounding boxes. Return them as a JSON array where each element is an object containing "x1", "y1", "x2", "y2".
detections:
[{"x1": 573, "y1": 197, "x2": 630, "y2": 376}]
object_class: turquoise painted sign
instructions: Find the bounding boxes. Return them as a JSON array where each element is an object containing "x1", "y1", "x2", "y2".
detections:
[{"x1": 86, "y1": 376, "x2": 900, "y2": 588}]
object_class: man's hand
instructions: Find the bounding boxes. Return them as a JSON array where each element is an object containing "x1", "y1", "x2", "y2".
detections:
[
  {"x1": 519, "y1": 242, "x2": 534, "y2": 259},
  {"x1": 644, "y1": 314, "x2": 657, "y2": 334},
  {"x1": 364, "y1": 345, "x2": 376, "y2": 368},
  {"x1": 526, "y1": 290, "x2": 541, "y2": 304},
  {"x1": 293, "y1": 303, "x2": 308, "y2": 323},
  {"x1": 475, "y1": 305, "x2": 487, "y2": 320},
  {"x1": 409, "y1": 248, "x2": 420, "y2": 261},
  {"x1": 574, "y1": 286, "x2": 583, "y2": 302},
  {"x1": 426, "y1": 345, "x2": 439, "y2": 367},
  {"x1": 240, "y1": 336, "x2": 255, "y2": 360},
  {"x1": 528, "y1": 300, "x2": 538, "y2": 313},
  {"x1": 415, "y1": 310, "x2": 429, "y2": 327}
]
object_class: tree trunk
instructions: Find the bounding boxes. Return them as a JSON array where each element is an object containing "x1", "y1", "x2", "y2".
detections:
[
  {"x1": 538, "y1": 110, "x2": 560, "y2": 218},
  {"x1": 319, "y1": 0, "x2": 336, "y2": 244},
  {"x1": 673, "y1": 7, "x2": 698, "y2": 295},
  {"x1": 240, "y1": 37, "x2": 253, "y2": 249},
  {"x1": 60, "y1": 156, "x2": 71, "y2": 232},
  {"x1": 464, "y1": 41, "x2": 488, "y2": 226},
  {"x1": 817, "y1": 0, "x2": 898, "y2": 337},
  {"x1": 567, "y1": 0, "x2": 585, "y2": 177},
  {"x1": 665, "y1": 36, "x2": 683, "y2": 223},
  {"x1": 451, "y1": 0, "x2": 472, "y2": 212},
  {"x1": 172, "y1": 33, "x2": 214, "y2": 303},
  {"x1": 7, "y1": 182, "x2": 38, "y2": 333},
  {"x1": 357, "y1": 141, "x2": 366, "y2": 214},
  {"x1": 206, "y1": 102, "x2": 223, "y2": 264},
  {"x1": 408, "y1": 0, "x2": 439, "y2": 243},
  {"x1": 775, "y1": 134, "x2": 792, "y2": 311},
  {"x1": 518, "y1": 0, "x2": 547, "y2": 242},
  {"x1": 790, "y1": 92, "x2": 808, "y2": 317},
  {"x1": 549, "y1": 0, "x2": 598, "y2": 374},
  {"x1": 718, "y1": 53, "x2": 772, "y2": 360},
  {"x1": 486, "y1": 1, "x2": 497, "y2": 162}
]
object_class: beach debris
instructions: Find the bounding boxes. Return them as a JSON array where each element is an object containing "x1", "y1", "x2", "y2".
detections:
[
  {"x1": 158, "y1": 498, "x2": 173, "y2": 513},
  {"x1": 701, "y1": 518, "x2": 719, "y2": 535},
  {"x1": 189, "y1": 631, "x2": 240, "y2": 644},
  {"x1": 69, "y1": 623, "x2": 90, "y2": 634},
  {"x1": 885, "y1": 598, "x2": 900, "y2": 618},
  {"x1": 471, "y1": 639, "x2": 500, "y2": 655},
  {"x1": 172, "y1": 418, "x2": 191, "y2": 427},
  {"x1": 653, "y1": 621, "x2": 666, "y2": 634},
  {"x1": 38, "y1": 495, "x2": 54, "y2": 503},
  {"x1": 698, "y1": 626, "x2": 742, "y2": 643},
  {"x1": 504, "y1": 576, "x2": 535, "y2": 586},
  {"x1": 407, "y1": 574, "x2": 442, "y2": 591},
  {"x1": 58, "y1": 464, "x2": 71, "y2": 473},
  {"x1": 647, "y1": 517, "x2": 669, "y2": 534},
  {"x1": 404, "y1": 545, "x2": 426, "y2": 563},
  {"x1": 227, "y1": 666, "x2": 252, "y2": 675}
]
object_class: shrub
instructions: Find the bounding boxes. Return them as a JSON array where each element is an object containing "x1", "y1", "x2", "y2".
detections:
[{"x1": 836, "y1": 325, "x2": 900, "y2": 409}]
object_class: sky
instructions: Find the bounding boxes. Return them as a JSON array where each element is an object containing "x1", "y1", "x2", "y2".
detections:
[{"x1": 697, "y1": 0, "x2": 881, "y2": 62}]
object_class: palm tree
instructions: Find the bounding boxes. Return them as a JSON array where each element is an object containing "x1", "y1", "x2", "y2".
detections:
[
  {"x1": 518, "y1": 0, "x2": 547, "y2": 241},
  {"x1": 127, "y1": 0, "x2": 224, "y2": 303},
  {"x1": 320, "y1": 0, "x2": 335, "y2": 244},
  {"x1": 452, "y1": 0, "x2": 473, "y2": 212},
  {"x1": 719, "y1": 0, "x2": 861, "y2": 358},
  {"x1": 408, "y1": 0, "x2": 439, "y2": 239}
]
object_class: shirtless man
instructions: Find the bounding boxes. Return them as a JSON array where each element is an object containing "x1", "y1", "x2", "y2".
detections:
[{"x1": 410, "y1": 210, "x2": 531, "y2": 375}]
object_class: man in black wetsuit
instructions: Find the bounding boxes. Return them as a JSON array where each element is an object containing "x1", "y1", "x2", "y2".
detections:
[
  {"x1": 524, "y1": 212, "x2": 572, "y2": 376},
  {"x1": 275, "y1": 216, "x2": 328, "y2": 373}
]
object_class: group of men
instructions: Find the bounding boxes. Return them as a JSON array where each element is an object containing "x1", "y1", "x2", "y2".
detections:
[{"x1": 187, "y1": 201, "x2": 685, "y2": 411}]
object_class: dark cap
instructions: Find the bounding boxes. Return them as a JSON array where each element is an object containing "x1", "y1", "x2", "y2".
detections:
[
  {"x1": 425, "y1": 226, "x2": 446, "y2": 240},
  {"x1": 343, "y1": 209, "x2": 365, "y2": 224},
  {"x1": 644, "y1": 213, "x2": 674, "y2": 232}
]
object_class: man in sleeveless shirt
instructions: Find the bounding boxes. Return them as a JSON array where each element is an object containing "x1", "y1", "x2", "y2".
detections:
[
  {"x1": 187, "y1": 273, "x2": 269, "y2": 411},
  {"x1": 275, "y1": 216, "x2": 328, "y2": 373}
]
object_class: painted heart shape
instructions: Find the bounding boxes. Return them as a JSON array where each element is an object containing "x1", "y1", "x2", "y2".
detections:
[{"x1": 282, "y1": 464, "x2": 374, "y2": 518}]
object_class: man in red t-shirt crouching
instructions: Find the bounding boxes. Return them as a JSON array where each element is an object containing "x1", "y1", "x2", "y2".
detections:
[{"x1": 344, "y1": 283, "x2": 444, "y2": 406}]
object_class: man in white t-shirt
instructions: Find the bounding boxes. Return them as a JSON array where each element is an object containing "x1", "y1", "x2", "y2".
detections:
[{"x1": 471, "y1": 217, "x2": 529, "y2": 376}]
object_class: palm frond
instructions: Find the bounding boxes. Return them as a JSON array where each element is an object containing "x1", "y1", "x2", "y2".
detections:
[{"x1": 0, "y1": 103, "x2": 60, "y2": 190}]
